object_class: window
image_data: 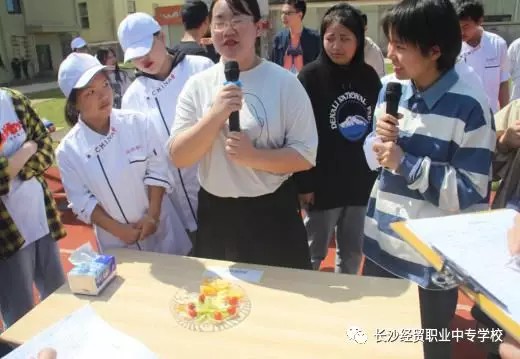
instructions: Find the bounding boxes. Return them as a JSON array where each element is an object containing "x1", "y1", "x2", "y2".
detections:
[
  {"x1": 6, "y1": 0, "x2": 22, "y2": 14},
  {"x1": 78, "y1": 2, "x2": 90, "y2": 29},
  {"x1": 127, "y1": 0, "x2": 136, "y2": 14}
]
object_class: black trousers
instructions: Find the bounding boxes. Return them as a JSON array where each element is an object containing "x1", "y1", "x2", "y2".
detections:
[
  {"x1": 195, "y1": 181, "x2": 312, "y2": 270},
  {"x1": 363, "y1": 259, "x2": 459, "y2": 359},
  {"x1": 0, "y1": 340, "x2": 13, "y2": 356}
]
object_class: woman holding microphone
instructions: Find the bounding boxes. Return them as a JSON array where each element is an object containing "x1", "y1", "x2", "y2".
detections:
[
  {"x1": 56, "y1": 53, "x2": 191, "y2": 255},
  {"x1": 169, "y1": 0, "x2": 318, "y2": 269}
]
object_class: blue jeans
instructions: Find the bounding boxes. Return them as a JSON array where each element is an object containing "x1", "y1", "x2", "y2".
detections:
[{"x1": 0, "y1": 234, "x2": 65, "y2": 329}]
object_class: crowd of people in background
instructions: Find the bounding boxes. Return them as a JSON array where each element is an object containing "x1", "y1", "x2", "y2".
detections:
[{"x1": 1, "y1": 0, "x2": 520, "y2": 358}]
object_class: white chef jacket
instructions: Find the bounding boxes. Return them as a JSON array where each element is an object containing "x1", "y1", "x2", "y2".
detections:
[
  {"x1": 122, "y1": 54, "x2": 214, "y2": 233},
  {"x1": 55, "y1": 108, "x2": 191, "y2": 255}
]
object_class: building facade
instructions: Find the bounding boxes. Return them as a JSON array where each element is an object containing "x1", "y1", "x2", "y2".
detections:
[
  {"x1": 0, "y1": 0, "x2": 79, "y2": 84},
  {"x1": 267, "y1": 0, "x2": 520, "y2": 56},
  {"x1": 73, "y1": 0, "x2": 187, "y2": 60},
  {"x1": 2, "y1": 0, "x2": 520, "y2": 84}
]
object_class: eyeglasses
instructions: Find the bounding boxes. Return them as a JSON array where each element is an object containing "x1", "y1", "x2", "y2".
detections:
[{"x1": 211, "y1": 15, "x2": 253, "y2": 31}]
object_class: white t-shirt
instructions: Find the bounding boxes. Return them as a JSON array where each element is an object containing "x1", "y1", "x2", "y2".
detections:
[
  {"x1": 364, "y1": 37, "x2": 385, "y2": 78},
  {"x1": 508, "y1": 37, "x2": 520, "y2": 101},
  {"x1": 455, "y1": 61, "x2": 488, "y2": 102},
  {"x1": 459, "y1": 30, "x2": 510, "y2": 113},
  {"x1": 0, "y1": 89, "x2": 49, "y2": 247},
  {"x1": 171, "y1": 60, "x2": 318, "y2": 198}
]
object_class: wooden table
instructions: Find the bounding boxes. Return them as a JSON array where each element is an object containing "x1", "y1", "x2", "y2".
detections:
[{"x1": 2, "y1": 249, "x2": 423, "y2": 358}]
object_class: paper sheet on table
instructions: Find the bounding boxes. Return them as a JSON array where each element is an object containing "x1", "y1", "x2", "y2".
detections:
[
  {"x1": 404, "y1": 209, "x2": 520, "y2": 323},
  {"x1": 5, "y1": 305, "x2": 158, "y2": 359},
  {"x1": 204, "y1": 267, "x2": 264, "y2": 283}
]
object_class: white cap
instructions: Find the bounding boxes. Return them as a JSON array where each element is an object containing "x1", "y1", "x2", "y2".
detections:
[
  {"x1": 58, "y1": 53, "x2": 107, "y2": 98},
  {"x1": 70, "y1": 36, "x2": 87, "y2": 50},
  {"x1": 118, "y1": 12, "x2": 161, "y2": 62}
]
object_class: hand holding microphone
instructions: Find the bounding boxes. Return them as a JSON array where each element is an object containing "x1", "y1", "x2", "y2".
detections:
[
  {"x1": 221, "y1": 61, "x2": 257, "y2": 165},
  {"x1": 376, "y1": 114, "x2": 400, "y2": 142},
  {"x1": 373, "y1": 82, "x2": 404, "y2": 171},
  {"x1": 376, "y1": 82, "x2": 402, "y2": 143},
  {"x1": 224, "y1": 61, "x2": 241, "y2": 132},
  {"x1": 209, "y1": 61, "x2": 242, "y2": 127}
]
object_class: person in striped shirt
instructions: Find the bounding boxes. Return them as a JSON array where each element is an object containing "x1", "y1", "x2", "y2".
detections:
[{"x1": 362, "y1": 1, "x2": 495, "y2": 358}]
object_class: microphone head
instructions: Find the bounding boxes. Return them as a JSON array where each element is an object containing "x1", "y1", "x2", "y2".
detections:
[
  {"x1": 224, "y1": 61, "x2": 240, "y2": 81},
  {"x1": 385, "y1": 82, "x2": 402, "y2": 101}
]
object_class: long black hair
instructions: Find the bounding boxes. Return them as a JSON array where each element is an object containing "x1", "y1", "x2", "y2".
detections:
[
  {"x1": 64, "y1": 89, "x2": 79, "y2": 127},
  {"x1": 96, "y1": 47, "x2": 122, "y2": 82},
  {"x1": 320, "y1": 3, "x2": 365, "y2": 65}
]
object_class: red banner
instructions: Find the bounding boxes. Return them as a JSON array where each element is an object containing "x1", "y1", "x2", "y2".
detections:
[{"x1": 155, "y1": 5, "x2": 183, "y2": 26}]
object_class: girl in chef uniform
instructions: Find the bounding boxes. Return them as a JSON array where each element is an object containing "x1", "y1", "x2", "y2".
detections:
[{"x1": 55, "y1": 53, "x2": 191, "y2": 254}]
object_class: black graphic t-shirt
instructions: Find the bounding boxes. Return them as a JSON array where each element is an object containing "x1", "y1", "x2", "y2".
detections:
[
  {"x1": 330, "y1": 91, "x2": 372, "y2": 142},
  {"x1": 296, "y1": 56, "x2": 381, "y2": 209}
]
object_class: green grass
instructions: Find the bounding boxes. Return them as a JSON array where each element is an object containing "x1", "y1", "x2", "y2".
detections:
[
  {"x1": 33, "y1": 98, "x2": 68, "y2": 131},
  {"x1": 27, "y1": 88, "x2": 64, "y2": 101},
  {"x1": 119, "y1": 62, "x2": 135, "y2": 70}
]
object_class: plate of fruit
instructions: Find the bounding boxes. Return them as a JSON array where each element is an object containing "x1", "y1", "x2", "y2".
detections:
[{"x1": 171, "y1": 278, "x2": 251, "y2": 332}]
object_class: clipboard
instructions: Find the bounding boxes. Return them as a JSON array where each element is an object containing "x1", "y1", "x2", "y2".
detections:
[{"x1": 391, "y1": 220, "x2": 520, "y2": 343}]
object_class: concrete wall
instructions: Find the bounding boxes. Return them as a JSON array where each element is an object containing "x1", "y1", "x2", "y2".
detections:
[
  {"x1": 34, "y1": 34, "x2": 65, "y2": 73},
  {"x1": 77, "y1": 0, "x2": 116, "y2": 44},
  {"x1": 24, "y1": 0, "x2": 77, "y2": 29},
  {"x1": 0, "y1": 2, "x2": 26, "y2": 82}
]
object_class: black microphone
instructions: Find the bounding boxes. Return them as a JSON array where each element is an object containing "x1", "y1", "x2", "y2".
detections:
[
  {"x1": 385, "y1": 82, "x2": 402, "y2": 117},
  {"x1": 224, "y1": 61, "x2": 240, "y2": 132}
]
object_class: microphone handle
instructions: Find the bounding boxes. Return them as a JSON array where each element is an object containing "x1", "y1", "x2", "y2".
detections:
[
  {"x1": 229, "y1": 111, "x2": 240, "y2": 132},
  {"x1": 385, "y1": 98, "x2": 400, "y2": 144},
  {"x1": 386, "y1": 99, "x2": 399, "y2": 117}
]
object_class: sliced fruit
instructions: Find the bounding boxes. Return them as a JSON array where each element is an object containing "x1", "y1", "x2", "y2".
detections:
[
  {"x1": 227, "y1": 296, "x2": 239, "y2": 306},
  {"x1": 214, "y1": 312, "x2": 223, "y2": 321},
  {"x1": 200, "y1": 285, "x2": 218, "y2": 296},
  {"x1": 212, "y1": 279, "x2": 231, "y2": 290},
  {"x1": 226, "y1": 288, "x2": 244, "y2": 299},
  {"x1": 227, "y1": 306, "x2": 237, "y2": 315}
]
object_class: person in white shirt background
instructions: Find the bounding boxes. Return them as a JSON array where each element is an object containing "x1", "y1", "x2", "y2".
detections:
[
  {"x1": 70, "y1": 36, "x2": 89, "y2": 54},
  {"x1": 360, "y1": 11, "x2": 385, "y2": 78},
  {"x1": 169, "y1": 0, "x2": 318, "y2": 269},
  {"x1": 119, "y1": 13, "x2": 214, "y2": 243},
  {"x1": 455, "y1": 0, "x2": 510, "y2": 113},
  {"x1": 508, "y1": 37, "x2": 520, "y2": 101},
  {"x1": 55, "y1": 53, "x2": 191, "y2": 255}
]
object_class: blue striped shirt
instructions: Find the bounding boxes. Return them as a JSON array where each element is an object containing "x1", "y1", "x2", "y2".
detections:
[{"x1": 363, "y1": 69, "x2": 496, "y2": 289}]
